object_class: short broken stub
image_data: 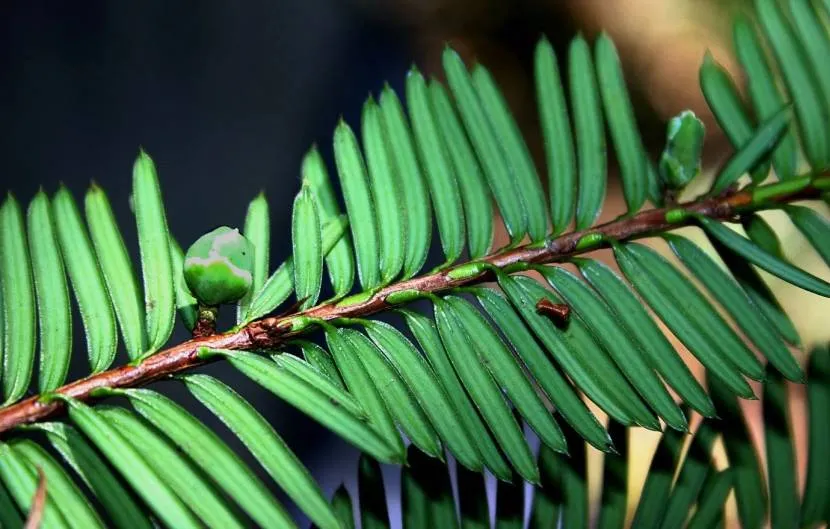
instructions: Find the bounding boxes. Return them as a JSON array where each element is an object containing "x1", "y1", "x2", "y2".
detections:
[{"x1": 535, "y1": 298, "x2": 571, "y2": 327}]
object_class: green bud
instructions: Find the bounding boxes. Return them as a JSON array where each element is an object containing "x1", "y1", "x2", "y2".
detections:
[
  {"x1": 184, "y1": 226, "x2": 254, "y2": 306},
  {"x1": 659, "y1": 110, "x2": 705, "y2": 189}
]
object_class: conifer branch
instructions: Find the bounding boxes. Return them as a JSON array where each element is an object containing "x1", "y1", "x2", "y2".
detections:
[{"x1": 0, "y1": 175, "x2": 824, "y2": 435}]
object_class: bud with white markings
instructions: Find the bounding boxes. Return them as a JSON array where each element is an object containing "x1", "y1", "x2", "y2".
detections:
[
  {"x1": 183, "y1": 227, "x2": 254, "y2": 306},
  {"x1": 659, "y1": 110, "x2": 705, "y2": 190}
]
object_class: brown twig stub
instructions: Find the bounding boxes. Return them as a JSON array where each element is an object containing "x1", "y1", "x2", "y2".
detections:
[
  {"x1": 0, "y1": 180, "x2": 823, "y2": 435},
  {"x1": 24, "y1": 468, "x2": 47, "y2": 529},
  {"x1": 535, "y1": 299, "x2": 571, "y2": 327}
]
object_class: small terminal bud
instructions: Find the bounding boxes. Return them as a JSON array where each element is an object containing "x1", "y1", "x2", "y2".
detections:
[{"x1": 659, "y1": 110, "x2": 705, "y2": 190}]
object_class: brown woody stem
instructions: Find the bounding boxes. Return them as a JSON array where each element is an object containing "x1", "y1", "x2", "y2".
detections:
[{"x1": 0, "y1": 178, "x2": 824, "y2": 435}]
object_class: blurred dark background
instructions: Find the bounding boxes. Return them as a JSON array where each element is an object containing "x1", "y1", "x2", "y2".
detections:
[
  {"x1": 1, "y1": 1, "x2": 774, "y2": 527},
  {"x1": 0, "y1": 2, "x2": 420, "y2": 525}
]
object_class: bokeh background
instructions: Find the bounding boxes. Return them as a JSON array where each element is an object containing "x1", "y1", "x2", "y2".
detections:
[{"x1": 2, "y1": 1, "x2": 829, "y2": 527}]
